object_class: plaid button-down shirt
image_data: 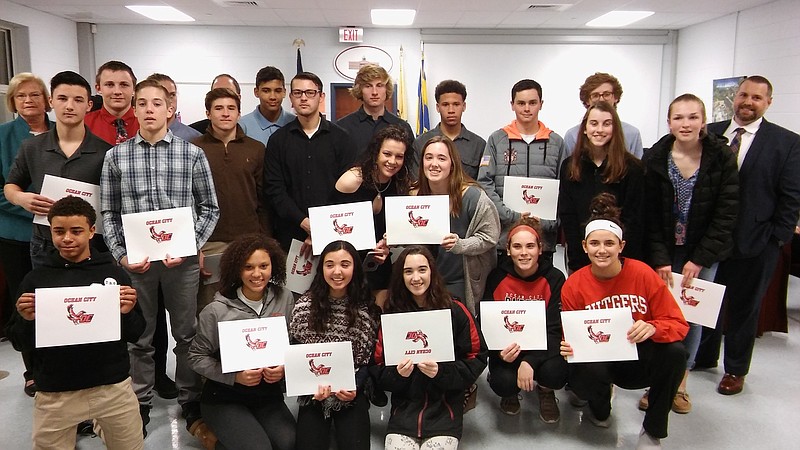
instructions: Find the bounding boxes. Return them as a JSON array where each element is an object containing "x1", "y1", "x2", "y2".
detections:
[{"x1": 100, "y1": 130, "x2": 219, "y2": 262}]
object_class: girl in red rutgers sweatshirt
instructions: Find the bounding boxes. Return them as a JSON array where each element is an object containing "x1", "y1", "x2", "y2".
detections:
[{"x1": 559, "y1": 193, "x2": 687, "y2": 449}]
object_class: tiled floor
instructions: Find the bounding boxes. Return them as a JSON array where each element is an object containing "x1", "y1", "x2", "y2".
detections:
[{"x1": 2, "y1": 250, "x2": 798, "y2": 449}]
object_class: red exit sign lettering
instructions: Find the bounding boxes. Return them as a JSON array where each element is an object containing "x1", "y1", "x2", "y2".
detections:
[{"x1": 339, "y1": 27, "x2": 363, "y2": 43}]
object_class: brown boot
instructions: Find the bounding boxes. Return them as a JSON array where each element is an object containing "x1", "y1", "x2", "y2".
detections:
[{"x1": 189, "y1": 419, "x2": 218, "y2": 450}]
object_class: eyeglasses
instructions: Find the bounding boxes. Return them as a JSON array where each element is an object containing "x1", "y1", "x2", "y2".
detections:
[
  {"x1": 290, "y1": 89, "x2": 320, "y2": 98},
  {"x1": 589, "y1": 91, "x2": 615, "y2": 101},
  {"x1": 15, "y1": 92, "x2": 43, "y2": 101}
]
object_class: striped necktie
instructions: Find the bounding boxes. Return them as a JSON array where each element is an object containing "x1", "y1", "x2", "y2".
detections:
[{"x1": 729, "y1": 127, "x2": 746, "y2": 157}]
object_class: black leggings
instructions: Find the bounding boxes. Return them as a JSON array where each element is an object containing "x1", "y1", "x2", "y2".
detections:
[
  {"x1": 569, "y1": 340, "x2": 686, "y2": 439},
  {"x1": 488, "y1": 353, "x2": 568, "y2": 397},
  {"x1": 295, "y1": 392, "x2": 371, "y2": 450},
  {"x1": 202, "y1": 398, "x2": 296, "y2": 450}
]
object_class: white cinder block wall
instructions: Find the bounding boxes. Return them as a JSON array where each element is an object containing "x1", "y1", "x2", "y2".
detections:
[
  {"x1": 3, "y1": 0, "x2": 797, "y2": 137},
  {"x1": 675, "y1": 0, "x2": 800, "y2": 132},
  {"x1": 92, "y1": 24, "x2": 422, "y2": 127},
  {"x1": 0, "y1": 0, "x2": 79, "y2": 83}
]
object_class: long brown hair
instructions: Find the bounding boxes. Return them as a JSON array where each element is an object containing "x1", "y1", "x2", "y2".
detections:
[
  {"x1": 416, "y1": 136, "x2": 478, "y2": 216},
  {"x1": 568, "y1": 101, "x2": 633, "y2": 183},
  {"x1": 386, "y1": 246, "x2": 452, "y2": 312},
  {"x1": 306, "y1": 240, "x2": 373, "y2": 333}
]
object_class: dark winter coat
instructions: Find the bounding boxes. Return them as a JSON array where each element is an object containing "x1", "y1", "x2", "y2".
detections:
[{"x1": 643, "y1": 132, "x2": 739, "y2": 268}]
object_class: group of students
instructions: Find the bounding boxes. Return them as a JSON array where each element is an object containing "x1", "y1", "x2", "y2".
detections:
[{"x1": 0, "y1": 62, "x2": 795, "y2": 450}]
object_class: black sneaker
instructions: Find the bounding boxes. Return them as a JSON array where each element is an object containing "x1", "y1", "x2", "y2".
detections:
[
  {"x1": 181, "y1": 401, "x2": 202, "y2": 432},
  {"x1": 155, "y1": 373, "x2": 179, "y2": 399},
  {"x1": 76, "y1": 420, "x2": 95, "y2": 436},
  {"x1": 140, "y1": 405, "x2": 151, "y2": 438},
  {"x1": 23, "y1": 379, "x2": 37, "y2": 397}
]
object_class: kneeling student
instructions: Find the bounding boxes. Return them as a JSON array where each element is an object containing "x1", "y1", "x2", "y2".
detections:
[
  {"x1": 483, "y1": 217, "x2": 567, "y2": 421},
  {"x1": 6, "y1": 196, "x2": 145, "y2": 449},
  {"x1": 560, "y1": 194, "x2": 687, "y2": 450}
]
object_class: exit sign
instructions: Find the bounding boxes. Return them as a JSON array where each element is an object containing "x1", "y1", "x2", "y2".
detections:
[{"x1": 339, "y1": 27, "x2": 363, "y2": 43}]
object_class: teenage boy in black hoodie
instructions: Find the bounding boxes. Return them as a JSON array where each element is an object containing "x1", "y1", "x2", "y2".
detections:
[{"x1": 6, "y1": 196, "x2": 145, "y2": 449}]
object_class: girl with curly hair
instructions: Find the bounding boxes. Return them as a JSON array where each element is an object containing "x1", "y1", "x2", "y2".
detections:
[
  {"x1": 335, "y1": 124, "x2": 414, "y2": 309},
  {"x1": 188, "y1": 233, "x2": 296, "y2": 450}
]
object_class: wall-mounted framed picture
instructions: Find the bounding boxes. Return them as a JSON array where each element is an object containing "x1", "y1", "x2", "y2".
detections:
[{"x1": 712, "y1": 76, "x2": 746, "y2": 122}]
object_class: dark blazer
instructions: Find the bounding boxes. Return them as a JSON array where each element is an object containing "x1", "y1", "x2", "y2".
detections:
[{"x1": 707, "y1": 119, "x2": 800, "y2": 258}]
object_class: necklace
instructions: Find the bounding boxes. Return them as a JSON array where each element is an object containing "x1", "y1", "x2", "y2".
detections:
[{"x1": 372, "y1": 178, "x2": 392, "y2": 213}]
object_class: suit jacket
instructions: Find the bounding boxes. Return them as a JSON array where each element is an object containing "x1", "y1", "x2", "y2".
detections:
[{"x1": 707, "y1": 119, "x2": 800, "y2": 258}]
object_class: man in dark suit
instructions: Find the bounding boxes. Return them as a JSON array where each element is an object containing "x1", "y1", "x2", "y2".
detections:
[{"x1": 697, "y1": 75, "x2": 800, "y2": 395}]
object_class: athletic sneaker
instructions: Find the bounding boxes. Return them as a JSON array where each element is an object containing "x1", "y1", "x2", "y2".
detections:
[
  {"x1": 586, "y1": 407, "x2": 611, "y2": 428},
  {"x1": 672, "y1": 391, "x2": 692, "y2": 414},
  {"x1": 500, "y1": 395, "x2": 521, "y2": 415},
  {"x1": 636, "y1": 428, "x2": 662, "y2": 450},
  {"x1": 536, "y1": 386, "x2": 560, "y2": 423},
  {"x1": 568, "y1": 389, "x2": 588, "y2": 407}
]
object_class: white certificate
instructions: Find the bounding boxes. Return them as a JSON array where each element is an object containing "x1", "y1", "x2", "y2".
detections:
[
  {"x1": 121, "y1": 207, "x2": 197, "y2": 263},
  {"x1": 479, "y1": 301, "x2": 547, "y2": 350},
  {"x1": 384, "y1": 195, "x2": 450, "y2": 245},
  {"x1": 561, "y1": 308, "x2": 638, "y2": 363},
  {"x1": 670, "y1": 273, "x2": 725, "y2": 328},
  {"x1": 285, "y1": 239, "x2": 318, "y2": 294},
  {"x1": 218, "y1": 317, "x2": 290, "y2": 373},
  {"x1": 501, "y1": 176, "x2": 560, "y2": 220},
  {"x1": 381, "y1": 309, "x2": 455, "y2": 365},
  {"x1": 284, "y1": 341, "x2": 356, "y2": 397},
  {"x1": 308, "y1": 201, "x2": 376, "y2": 255},
  {"x1": 35, "y1": 285, "x2": 121, "y2": 348},
  {"x1": 36, "y1": 174, "x2": 104, "y2": 234}
]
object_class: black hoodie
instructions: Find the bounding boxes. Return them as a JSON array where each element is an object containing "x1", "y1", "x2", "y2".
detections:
[
  {"x1": 5, "y1": 250, "x2": 145, "y2": 392},
  {"x1": 482, "y1": 255, "x2": 565, "y2": 363}
]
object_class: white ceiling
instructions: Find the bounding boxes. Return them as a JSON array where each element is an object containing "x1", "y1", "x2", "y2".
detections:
[{"x1": 9, "y1": 0, "x2": 777, "y2": 29}]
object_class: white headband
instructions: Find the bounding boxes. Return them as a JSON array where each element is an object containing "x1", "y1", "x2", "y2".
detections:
[{"x1": 584, "y1": 219, "x2": 623, "y2": 241}]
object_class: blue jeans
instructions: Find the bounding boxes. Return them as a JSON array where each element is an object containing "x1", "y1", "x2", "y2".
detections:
[{"x1": 672, "y1": 247, "x2": 717, "y2": 370}]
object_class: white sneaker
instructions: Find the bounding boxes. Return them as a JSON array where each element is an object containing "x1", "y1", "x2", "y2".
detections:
[
  {"x1": 586, "y1": 408, "x2": 611, "y2": 428},
  {"x1": 636, "y1": 428, "x2": 662, "y2": 450}
]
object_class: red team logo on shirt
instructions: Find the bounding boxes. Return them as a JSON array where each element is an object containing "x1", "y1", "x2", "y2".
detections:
[
  {"x1": 332, "y1": 219, "x2": 354, "y2": 235},
  {"x1": 587, "y1": 325, "x2": 611, "y2": 343},
  {"x1": 504, "y1": 149, "x2": 517, "y2": 164},
  {"x1": 405, "y1": 330, "x2": 429, "y2": 348},
  {"x1": 149, "y1": 226, "x2": 173, "y2": 243},
  {"x1": 66, "y1": 304, "x2": 94, "y2": 325},
  {"x1": 308, "y1": 359, "x2": 332, "y2": 376},
  {"x1": 522, "y1": 190, "x2": 541, "y2": 205},
  {"x1": 504, "y1": 315, "x2": 525, "y2": 333},
  {"x1": 408, "y1": 211, "x2": 429, "y2": 228},
  {"x1": 680, "y1": 289, "x2": 700, "y2": 307},
  {"x1": 245, "y1": 334, "x2": 267, "y2": 350}
]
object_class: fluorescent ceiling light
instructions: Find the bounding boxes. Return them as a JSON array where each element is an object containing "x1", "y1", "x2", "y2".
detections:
[
  {"x1": 126, "y1": 5, "x2": 195, "y2": 22},
  {"x1": 371, "y1": 9, "x2": 416, "y2": 26},
  {"x1": 586, "y1": 11, "x2": 654, "y2": 27}
]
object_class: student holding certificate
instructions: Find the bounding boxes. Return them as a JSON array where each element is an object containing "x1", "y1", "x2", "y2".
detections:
[
  {"x1": 187, "y1": 234, "x2": 296, "y2": 450},
  {"x1": 335, "y1": 125, "x2": 415, "y2": 309},
  {"x1": 415, "y1": 136, "x2": 500, "y2": 315},
  {"x1": 376, "y1": 246, "x2": 487, "y2": 450},
  {"x1": 643, "y1": 94, "x2": 738, "y2": 413},
  {"x1": 558, "y1": 101, "x2": 645, "y2": 273},
  {"x1": 7, "y1": 196, "x2": 145, "y2": 449},
  {"x1": 559, "y1": 194, "x2": 688, "y2": 450},
  {"x1": 289, "y1": 240, "x2": 379, "y2": 450},
  {"x1": 483, "y1": 217, "x2": 567, "y2": 421}
]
